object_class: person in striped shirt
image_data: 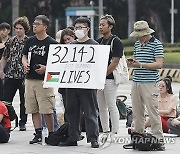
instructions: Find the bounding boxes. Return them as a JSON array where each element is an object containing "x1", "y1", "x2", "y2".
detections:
[{"x1": 127, "y1": 20, "x2": 165, "y2": 150}]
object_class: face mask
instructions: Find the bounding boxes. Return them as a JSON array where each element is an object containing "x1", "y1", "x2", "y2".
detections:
[{"x1": 75, "y1": 30, "x2": 85, "y2": 39}]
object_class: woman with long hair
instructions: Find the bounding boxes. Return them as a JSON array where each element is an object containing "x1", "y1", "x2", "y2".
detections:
[{"x1": 145, "y1": 76, "x2": 178, "y2": 133}]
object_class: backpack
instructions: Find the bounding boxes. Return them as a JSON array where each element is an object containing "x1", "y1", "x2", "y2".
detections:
[
  {"x1": 116, "y1": 95, "x2": 127, "y2": 119},
  {"x1": 126, "y1": 105, "x2": 133, "y2": 127},
  {"x1": 99, "y1": 35, "x2": 129, "y2": 84},
  {"x1": 2, "y1": 101, "x2": 18, "y2": 131},
  {"x1": 123, "y1": 132, "x2": 163, "y2": 151},
  {"x1": 45, "y1": 122, "x2": 69, "y2": 146}
]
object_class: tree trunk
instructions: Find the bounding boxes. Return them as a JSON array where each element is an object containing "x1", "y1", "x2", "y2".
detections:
[
  {"x1": 12, "y1": 0, "x2": 19, "y2": 35},
  {"x1": 149, "y1": 10, "x2": 166, "y2": 42},
  {"x1": 128, "y1": 0, "x2": 136, "y2": 39}
]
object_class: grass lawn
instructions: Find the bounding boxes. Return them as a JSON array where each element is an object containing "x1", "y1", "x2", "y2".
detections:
[{"x1": 164, "y1": 52, "x2": 180, "y2": 64}]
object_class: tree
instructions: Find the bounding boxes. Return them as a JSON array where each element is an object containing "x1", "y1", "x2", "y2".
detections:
[
  {"x1": 12, "y1": 0, "x2": 19, "y2": 35},
  {"x1": 128, "y1": 0, "x2": 136, "y2": 39}
]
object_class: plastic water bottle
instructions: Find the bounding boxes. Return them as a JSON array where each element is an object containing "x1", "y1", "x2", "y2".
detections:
[{"x1": 42, "y1": 127, "x2": 47, "y2": 146}]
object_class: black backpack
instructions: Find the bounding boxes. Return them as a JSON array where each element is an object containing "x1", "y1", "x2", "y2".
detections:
[
  {"x1": 123, "y1": 132, "x2": 164, "y2": 151},
  {"x1": 2, "y1": 101, "x2": 18, "y2": 131},
  {"x1": 126, "y1": 105, "x2": 133, "y2": 127},
  {"x1": 45, "y1": 122, "x2": 69, "y2": 146},
  {"x1": 116, "y1": 95, "x2": 127, "y2": 119}
]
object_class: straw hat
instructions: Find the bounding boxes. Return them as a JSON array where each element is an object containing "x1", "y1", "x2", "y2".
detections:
[{"x1": 129, "y1": 20, "x2": 155, "y2": 37}]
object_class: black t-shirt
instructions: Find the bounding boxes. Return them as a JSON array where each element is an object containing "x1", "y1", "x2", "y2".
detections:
[
  {"x1": 96, "y1": 35, "x2": 123, "y2": 79},
  {"x1": 71, "y1": 38, "x2": 99, "y2": 45},
  {"x1": 22, "y1": 35, "x2": 58, "y2": 80}
]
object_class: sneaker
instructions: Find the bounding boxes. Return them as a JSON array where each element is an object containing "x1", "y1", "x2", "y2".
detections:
[
  {"x1": 128, "y1": 127, "x2": 134, "y2": 135},
  {"x1": 29, "y1": 133, "x2": 42, "y2": 144},
  {"x1": 99, "y1": 132, "x2": 109, "y2": 144},
  {"x1": 79, "y1": 134, "x2": 85, "y2": 140},
  {"x1": 156, "y1": 143, "x2": 165, "y2": 151},
  {"x1": 91, "y1": 141, "x2": 99, "y2": 148},
  {"x1": 110, "y1": 132, "x2": 118, "y2": 142},
  {"x1": 123, "y1": 142, "x2": 134, "y2": 149},
  {"x1": 19, "y1": 125, "x2": 26, "y2": 131}
]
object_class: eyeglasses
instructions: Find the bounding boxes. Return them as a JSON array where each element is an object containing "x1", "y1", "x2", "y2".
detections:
[
  {"x1": 33, "y1": 22, "x2": 44, "y2": 26},
  {"x1": 74, "y1": 26, "x2": 87, "y2": 30}
]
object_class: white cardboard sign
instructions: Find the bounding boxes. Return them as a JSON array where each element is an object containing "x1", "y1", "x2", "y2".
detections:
[{"x1": 43, "y1": 44, "x2": 110, "y2": 89}]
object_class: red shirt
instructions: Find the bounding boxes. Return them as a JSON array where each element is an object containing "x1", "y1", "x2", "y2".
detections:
[{"x1": 0, "y1": 102, "x2": 11, "y2": 129}]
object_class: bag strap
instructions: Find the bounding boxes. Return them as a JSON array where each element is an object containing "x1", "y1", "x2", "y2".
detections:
[
  {"x1": 110, "y1": 36, "x2": 124, "y2": 56},
  {"x1": 110, "y1": 37, "x2": 117, "y2": 53},
  {"x1": 10, "y1": 115, "x2": 18, "y2": 131}
]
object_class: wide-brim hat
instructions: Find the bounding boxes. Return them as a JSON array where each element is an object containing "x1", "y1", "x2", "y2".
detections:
[{"x1": 130, "y1": 20, "x2": 155, "y2": 37}]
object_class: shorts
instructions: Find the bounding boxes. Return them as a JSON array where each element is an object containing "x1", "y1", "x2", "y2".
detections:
[{"x1": 25, "y1": 79, "x2": 55, "y2": 114}]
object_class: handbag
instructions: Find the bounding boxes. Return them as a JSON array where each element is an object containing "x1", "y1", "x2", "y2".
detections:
[{"x1": 110, "y1": 37, "x2": 129, "y2": 84}]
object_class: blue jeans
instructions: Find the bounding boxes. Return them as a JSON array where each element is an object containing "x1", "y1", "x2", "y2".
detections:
[{"x1": 42, "y1": 108, "x2": 59, "y2": 131}]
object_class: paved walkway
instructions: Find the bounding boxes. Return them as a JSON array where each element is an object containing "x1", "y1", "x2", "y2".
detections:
[{"x1": 2, "y1": 81, "x2": 180, "y2": 154}]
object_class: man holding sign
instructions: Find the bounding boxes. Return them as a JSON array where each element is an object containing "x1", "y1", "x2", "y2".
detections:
[{"x1": 59, "y1": 17, "x2": 99, "y2": 148}]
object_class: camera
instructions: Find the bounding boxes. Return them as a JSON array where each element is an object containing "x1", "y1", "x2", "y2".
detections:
[{"x1": 33, "y1": 64, "x2": 40, "y2": 70}]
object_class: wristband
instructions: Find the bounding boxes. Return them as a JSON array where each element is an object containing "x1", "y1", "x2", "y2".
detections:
[{"x1": 140, "y1": 63, "x2": 143, "y2": 68}]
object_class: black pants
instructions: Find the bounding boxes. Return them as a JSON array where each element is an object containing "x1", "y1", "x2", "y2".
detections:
[
  {"x1": 58, "y1": 88, "x2": 68, "y2": 122},
  {"x1": 0, "y1": 78, "x2": 4, "y2": 100},
  {"x1": 0, "y1": 124, "x2": 10, "y2": 143},
  {"x1": 66, "y1": 88, "x2": 99, "y2": 142},
  {"x1": 2, "y1": 78, "x2": 27, "y2": 126}
]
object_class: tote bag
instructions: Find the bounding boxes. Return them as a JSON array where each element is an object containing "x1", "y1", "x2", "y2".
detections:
[{"x1": 111, "y1": 37, "x2": 129, "y2": 84}]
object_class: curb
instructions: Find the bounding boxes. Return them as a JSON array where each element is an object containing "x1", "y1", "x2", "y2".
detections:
[{"x1": 128, "y1": 68, "x2": 180, "y2": 82}]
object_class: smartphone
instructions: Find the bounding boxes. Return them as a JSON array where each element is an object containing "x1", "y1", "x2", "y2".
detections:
[
  {"x1": 127, "y1": 58, "x2": 134, "y2": 62},
  {"x1": 33, "y1": 64, "x2": 41, "y2": 70}
]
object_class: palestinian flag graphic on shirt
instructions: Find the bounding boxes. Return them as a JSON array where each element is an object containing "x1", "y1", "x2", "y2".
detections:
[{"x1": 46, "y1": 72, "x2": 60, "y2": 82}]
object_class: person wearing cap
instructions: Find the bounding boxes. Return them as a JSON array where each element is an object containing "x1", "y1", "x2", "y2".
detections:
[{"x1": 127, "y1": 20, "x2": 165, "y2": 150}]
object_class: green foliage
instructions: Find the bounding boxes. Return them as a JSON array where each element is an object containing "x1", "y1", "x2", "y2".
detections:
[
  {"x1": 121, "y1": 39, "x2": 135, "y2": 47},
  {"x1": 124, "y1": 46, "x2": 180, "y2": 64},
  {"x1": 124, "y1": 46, "x2": 134, "y2": 56},
  {"x1": 164, "y1": 47, "x2": 180, "y2": 53},
  {"x1": 1, "y1": 0, "x2": 180, "y2": 42},
  {"x1": 164, "y1": 43, "x2": 180, "y2": 47},
  {"x1": 0, "y1": 0, "x2": 12, "y2": 24},
  {"x1": 164, "y1": 52, "x2": 180, "y2": 64}
]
